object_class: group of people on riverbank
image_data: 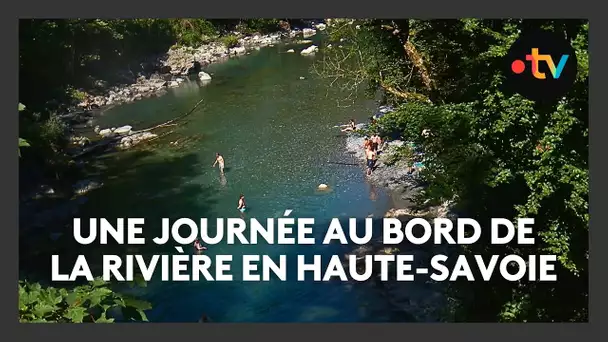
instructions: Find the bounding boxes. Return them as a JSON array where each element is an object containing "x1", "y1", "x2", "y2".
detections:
[
  {"x1": 338, "y1": 118, "x2": 385, "y2": 176},
  {"x1": 364, "y1": 134, "x2": 383, "y2": 176}
]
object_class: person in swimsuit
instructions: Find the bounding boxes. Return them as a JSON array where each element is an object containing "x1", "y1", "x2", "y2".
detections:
[
  {"x1": 365, "y1": 144, "x2": 377, "y2": 176},
  {"x1": 363, "y1": 137, "x2": 372, "y2": 150},
  {"x1": 237, "y1": 194, "x2": 246, "y2": 212},
  {"x1": 372, "y1": 133, "x2": 383, "y2": 152},
  {"x1": 194, "y1": 239, "x2": 207, "y2": 251},
  {"x1": 341, "y1": 119, "x2": 356, "y2": 132},
  {"x1": 212, "y1": 153, "x2": 225, "y2": 174}
]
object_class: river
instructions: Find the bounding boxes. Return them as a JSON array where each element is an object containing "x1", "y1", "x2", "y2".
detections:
[{"x1": 31, "y1": 40, "x2": 433, "y2": 322}]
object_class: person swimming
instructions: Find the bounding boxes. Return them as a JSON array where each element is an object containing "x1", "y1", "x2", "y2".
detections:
[
  {"x1": 212, "y1": 153, "x2": 225, "y2": 174},
  {"x1": 194, "y1": 239, "x2": 207, "y2": 251},
  {"x1": 237, "y1": 194, "x2": 246, "y2": 212}
]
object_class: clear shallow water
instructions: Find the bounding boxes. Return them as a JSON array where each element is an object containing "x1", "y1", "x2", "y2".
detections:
[{"x1": 47, "y1": 43, "x2": 411, "y2": 322}]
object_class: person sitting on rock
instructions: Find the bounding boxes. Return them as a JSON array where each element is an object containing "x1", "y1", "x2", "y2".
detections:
[{"x1": 341, "y1": 119, "x2": 356, "y2": 132}]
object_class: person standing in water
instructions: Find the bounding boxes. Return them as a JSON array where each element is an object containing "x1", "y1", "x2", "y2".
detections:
[
  {"x1": 237, "y1": 194, "x2": 246, "y2": 212},
  {"x1": 212, "y1": 153, "x2": 225, "y2": 174}
]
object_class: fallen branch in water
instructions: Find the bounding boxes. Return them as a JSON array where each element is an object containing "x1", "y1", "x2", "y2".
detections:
[
  {"x1": 131, "y1": 98, "x2": 205, "y2": 134},
  {"x1": 71, "y1": 98, "x2": 205, "y2": 159}
]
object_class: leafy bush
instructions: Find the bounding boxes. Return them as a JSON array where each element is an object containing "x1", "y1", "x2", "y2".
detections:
[
  {"x1": 221, "y1": 35, "x2": 240, "y2": 48},
  {"x1": 170, "y1": 19, "x2": 218, "y2": 46},
  {"x1": 70, "y1": 88, "x2": 87, "y2": 103},
  {"x1": 239, "y1": 19, "x2": 281, "y2": 34},
  {"x1": 383, "y1": 145, "x2": 414, "y2": 166},
  {"x1": 19, "y1": 278, "x2": 151, "y2": 323},
  {"x1": 40, "y1": 115, "x2": 68, "y2": 150}
]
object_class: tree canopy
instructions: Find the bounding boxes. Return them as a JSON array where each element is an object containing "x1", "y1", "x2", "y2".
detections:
[{"x1": 314, "y1": 19, "x2": 588, "y2": 322}]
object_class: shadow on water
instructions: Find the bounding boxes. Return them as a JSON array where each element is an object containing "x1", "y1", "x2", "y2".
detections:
[
  {"x1": 154, "y1": 216, "x2": 451, "y2": 323},
  {"x1": 19, "y1": 148, "x2": 219, "y2": 286}
]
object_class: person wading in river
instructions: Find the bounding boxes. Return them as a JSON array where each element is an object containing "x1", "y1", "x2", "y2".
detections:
[
  {"x1": 212, "y1": 153, "x2": 225, "y2": 174},
  {"x1": 237, "y1": 194, "x2": 246, "y2": 212}
]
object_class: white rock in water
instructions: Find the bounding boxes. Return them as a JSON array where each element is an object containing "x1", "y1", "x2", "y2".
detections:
[
  {"x1": 318, "y1": 184, "x2": 329, "y2": 190},
  {"x1": 198, "y1": 71, "x2": 212, "y2": 81},
  {"x1": 299, "y1": 76, "x2": 306, "y2": 80},
  {"x1": 300, "y1": 45, "x2": 318, "y2": 56},
  {"x1": 303, "y1": 28, "x2": 317, "y2": 38},
  {"x1": 286, "y1": 49, "x2": 295, "y2": 53},
  {"x1": 114, "y1": 125, "x2": 132, "y2": 135},
  {"x1": 98, "y1": 128, "x2": 113, "y2": 137}
]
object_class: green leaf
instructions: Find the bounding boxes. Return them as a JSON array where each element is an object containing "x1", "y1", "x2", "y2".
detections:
[
  {"x1": 19, "y1": 138, "x2": 30, "y2": 147},
  {"x1": 137, "y1": 309, "x2": 149, "y2": 322},
  {"x1": 18, "y1": 103, "x2": 25, "y2": 111},
  {"x1": 91, "y1": 277, "x2": 106, "y2": 287},
  {"x1": 86, "y1": 287, "x2": 114, "y2": 307},
  {"x1": 33, "y1": 303, "x2": 57, "y2": 318},
  {"x1": 65, "y1": 292, "x2": 81, "y2": 307},
  {"x1": 123, "y1": 297, "x2": 152, "y2": 311},
  {"x1": 63, "y1": 307, "x2": 87, "y2": 323}
]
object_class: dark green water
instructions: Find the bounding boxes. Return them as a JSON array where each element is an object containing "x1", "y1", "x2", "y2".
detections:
[{"x1": 64, "y1": 43, "x2": 410, "y2": 322}]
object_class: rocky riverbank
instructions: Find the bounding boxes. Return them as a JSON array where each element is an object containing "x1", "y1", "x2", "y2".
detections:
[
  {"x1": 73, "y1": 26, "x2": 325, "y2": 113},
  {"x1": 64, "y1": 25, "x2": 327, "y2": 153},
  {"x1": 341, "y1": 129, "x2": 458, "y2": 321}
]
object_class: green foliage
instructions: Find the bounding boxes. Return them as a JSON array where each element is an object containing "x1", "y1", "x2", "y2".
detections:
[
  {"x1": 169, "y1": 19, "x2": 218, "y2": 46},
  {"x1": 317, "y1": 19, "x2": 589, "y2": 322},
  {"x1": 221, "y1": 34, "x2": 240, "y2": 48},
  {"x1": 383, "y1": 145, "x2": 414, "y2": 166},
  {"x1": 237, "y1": 19, "x2": 281, "y2": 34},
  {"x1": 19, "y1": 278, "x2": 151, "y2": 323},
  {"x1": 69, "y1": 88, "x2": 87, "y2": 102},
  {"x1": 18, "y1": 103, "x2": 30, "y2": 157}
]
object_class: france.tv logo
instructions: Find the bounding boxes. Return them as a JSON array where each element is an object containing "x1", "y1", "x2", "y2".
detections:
[{"x1": 504, "y1": 30, "x2": 577, "y2": 103}]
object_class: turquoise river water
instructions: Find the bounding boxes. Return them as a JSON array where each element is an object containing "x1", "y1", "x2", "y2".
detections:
[{"x1": 38, "y1": 41, "x2": 426, "y2": 322}]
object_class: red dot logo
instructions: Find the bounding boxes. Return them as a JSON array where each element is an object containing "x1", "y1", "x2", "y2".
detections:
[{"x1": 511, "y1": 59, "x2": 525, "y2": 74}]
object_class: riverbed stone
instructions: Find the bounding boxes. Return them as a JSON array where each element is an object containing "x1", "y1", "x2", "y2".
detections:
[
  {"x1": 198, "y1": 71, "x2": 212, "y2": 81},
  {"x1": 98, "y1": 128, "x2": 113, "y2": 137},
  {"x1": 114, "y1": 125, "x2": 133, "y2": 135},
  {"x1": 301, "y1": 45, "x2": 318, "y2": 56},
  {"x1": 303, "y1": 28, "x2": 317, "y2": 38}
]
